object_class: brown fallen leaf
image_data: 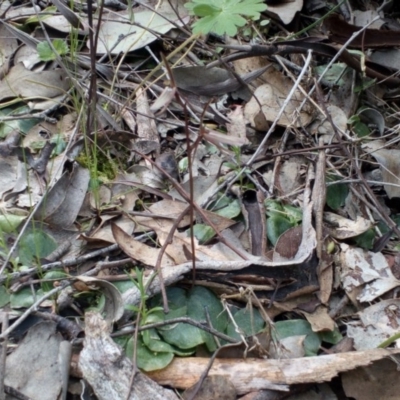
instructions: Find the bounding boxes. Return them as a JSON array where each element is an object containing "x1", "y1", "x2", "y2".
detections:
[
  {"x1": 112, "y1": 222, "x2": 174, "y2": 267},
  {"x1": 324, "y1": 14, "x2": 400, "y2": 48}
]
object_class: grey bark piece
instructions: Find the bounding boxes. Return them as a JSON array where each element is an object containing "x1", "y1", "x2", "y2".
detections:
[{"x1": 5, "y1": 321, "x2": 66, "y2": 400}]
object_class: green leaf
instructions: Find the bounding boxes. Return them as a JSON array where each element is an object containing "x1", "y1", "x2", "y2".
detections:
[
  {"x1": 142, "y1": 328, "x2": 174, "y2": 353},
  {"x1": 326, "y1": 175, "x2": 349, "y2": 210},
  {"x1": 156, "y1": 287, "x2": 228, "y2": 352},
  {"x1": 25, "y1": 6, "x2": 57, "y2": 24},
  {"x1": 265, "y1": 199, "x2": 284, "y2": 214},
  {"x1": 85, "y1": 293, "x2": 106, "y2": 313},
  {"x1": 320, "y1": 328, "x2": 342, "y2": 345},
  {"x1": 354, "y1": 78, "x2": 376, "y2": 93},
  {"x1": 10, "y1": 287, "x2": 35, "y2": 309},
  {"x1": 353, "y1": 228, "x2": 375, "y2": 250},
  {"x1": 37, "y1": 39, "x2": 69, "y2": 61},
  {"x1": 266, "y1": 215, "x2": 294, "y2": 246},
  {"x1": 0, "y1": 214, "x2": 26, "y2": 234},
  {"x1": 353, "y1": 121, "x2": 370, "y2": 137},
  {"x1": 169, "y1": 344, "x2": 196, "y2": 356},
  {"x1": 0, "y1": 106, "x2": 39, "y2": 138},
  {"x1": 215, "y1": 199, "x2": 241, "y2": 219},
  {"x1": 314, "y1": 63, "x2": 347, "y2": 85},
  {"x1": 274, "y1": 319, "x2": 321, "y2": 356},
  {"x1": 155, "y1": 288, "x2": 204, "y2": 349},
  {"x1": 113, "y1": 279, "x2": 136, "y2": 294},
  {"x1": 377, "y1": 215, "x2": 400, "y2": 238},
  {"x1": 192, "y1": 4, "x2": 221, "y2": 16},
  {"x1": 113, "y1": 335, "x2": 130, "y2": 350},
  {"x1": 191, "y1": 224, "x2": 216, "y2": 243},
  {"x1": 348, "y1": 113, "x2": 371, "y2": 137},
  {"x1": 185, "y1": 0, "x2": 267, "y2": 36},
  {"x1": 347, "y1": 115, "x2": 359, "y2": 125},
  {"x1": 143, "y1": 309, "x2": 165, "y2": 324},
  {"x1": 18, "y1": 231, "x2": 57, "y2": 265},
  {"x1": 178, "y1": 157, "x2": 188, "y2": 173},
  {"x1": 50, "y1": 134, "x2": 66, "y2": 155},
  {"x1": 158, "y1": 314, "x2": 204, "y2": 349},
  {"x1": 187, "y1": 286, "x2": 228, "y2": 352},
  {"x1": 282, "y1": 204, "x2": 302, "y2": 225},
  {"x1": 0, "y1": 285, "x2": 10, "y2": 307},
  {"x1": 41, "y1": 270, "x2": 68, "y2": 292},
  {"x1": 129, "y1": 336, "x2": 174, "y2": 372},
  {"x1": 226, "y1": 307, "x2": 265, "y2": 341}
]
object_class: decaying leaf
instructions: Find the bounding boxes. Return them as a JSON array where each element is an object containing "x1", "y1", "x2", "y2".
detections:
[
  {"x1": 340, "y1": 243, "x2": 400, "y2": 302},
  {"x1": 342, "y1": 359, "x2": 400, "y2": 400},
  {"x1": 267, "y1": 0, "x2": 303, "y2": 25},
  {"x1": 112, "y1": 222, "x2": 174, "y2": 267},
  {"x1": 244, "y1": 68, "x2": 314, "y2": 129},
  {"x1": 0, "y1": 63, "x2": 70, "y2": 103},
  {"x1": 347, "y1": 299, "x2": 400, "y2": 350},
  {"x1": 94, "y1": 9, "x2": 189, "y2": 55},
  {"x1": 133, "y1": 88, "x2": 160, "y2": 156},
  {"x1": 324, "y1": 212, "x2": 372, "y2": 239},
  {"x1": 0, "y1": 24, "x2": 18, "y2": 79},
  {"x1": 3, "y1": 1, "x2": 400, "y2": 397},
  {"x1": 35, "y1": 163, "x2": 90, "y2": 228},
  {"x1": 363, "y1": 141, "x2": 400, "y2": 199}
]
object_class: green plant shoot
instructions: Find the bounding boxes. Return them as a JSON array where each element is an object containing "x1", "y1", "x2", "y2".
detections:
[{"x1": 185, "y1": 0, "x2": 268, "y2": 36}]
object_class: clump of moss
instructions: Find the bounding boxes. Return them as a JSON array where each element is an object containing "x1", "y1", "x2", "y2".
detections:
[{"x1": 76, "y1": 150, "x2": 118, "y2": 182}]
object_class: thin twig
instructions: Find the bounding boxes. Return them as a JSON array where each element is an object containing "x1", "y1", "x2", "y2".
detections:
[{"x1": 0, "y1": 313, "x2": 8, "y2": 400}]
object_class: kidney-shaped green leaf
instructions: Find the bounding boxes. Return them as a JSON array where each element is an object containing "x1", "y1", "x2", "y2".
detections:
[
  {"x1": 274, "y1": 319, "x2": 321, "y2": 356},
  {"x1": 18, "y1": 231, "x2": 57, "y2": 265},
  {"x1": 130, "y1": 336, "x2": 174, "y2": 372},
  {"x1": 187, "y1": 286, "x2": 228, "y2": 351},
  {"x1": 226, "y1": 307, "x2": 265, "y2": 341}
]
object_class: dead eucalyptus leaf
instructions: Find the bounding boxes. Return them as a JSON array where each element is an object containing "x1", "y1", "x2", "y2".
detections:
[
  {"x1": 267, "y1": 0, "x2": 304, "y2": 25},
  {"x1": 132, "y1": 87, "x2": 160, "y2": 158},
  {"x1": 0, "y1": 63, "x2": 70, "y2": 103},
  {"x1": 244, "y1": 69, "x2": 313, "y2": 128},
  {"x1": 241, "y1": 190, "x2": 266, "y2": 256},
  {"x1": 38, "y1": 163, "x2": 90, "y2": 228},
  {"x1": 112, "y1": 222, "x2": 174, "y2": 267},
  {"x1": 274, "y1": 226, "x2": 302, "y2": 261},
  {"x1": 324, "y1": 212, "x2": 372, "y2": 239},
  {"x1": 363, "y1": 143, "x2": 400, "y2": 198},
  {"x1": 340, "y1": 243, "x2": 400, "y2": 302},
  {"x1": 347, "y1": 299, "x2": 400, "y2": 350},
  {"x1": 51, "y1": 0, "x2": 86, "y2": 30},
  {"x1": 225, "y1": 106, "x2": 250, "y2": 147},
  {"x1": 94, "y1": 10, "x2": 189, "y2": 55},
  {"x1": 0, "y1": 24, "x2": 18, "y2": 79}
]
